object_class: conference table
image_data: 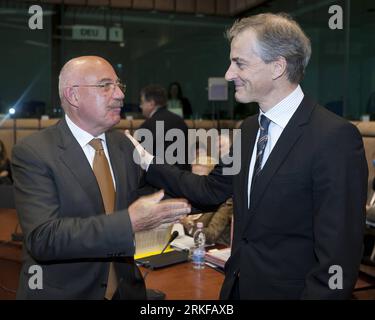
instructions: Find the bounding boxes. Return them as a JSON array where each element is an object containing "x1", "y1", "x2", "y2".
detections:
[
  {"x1": 2, "y1": 208, "x2": 372, "y2": 299},
  {"x1": 0, "y1": 208, "x2": 224, "y2": 300},
  {"x1": 0, "y1": 208, "x2": 22, "y2": 299},
  {"x1": 141, "y1": 261, "x2": 224, "y2": 300}
]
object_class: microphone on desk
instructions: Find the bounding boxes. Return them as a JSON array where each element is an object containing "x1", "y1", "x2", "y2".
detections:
[
  {"x1": 160, "y1": 231, "x2": 179, "y2": 255},
  {"x1": 141, "y1": 231, "x2": 179, "y2": 300},
  {"x1": 141, "y1": 231, "x2": 179, "y2": 273},
  {"x1": 137, "y1": 229, "x2": 189, "y2": 271}
]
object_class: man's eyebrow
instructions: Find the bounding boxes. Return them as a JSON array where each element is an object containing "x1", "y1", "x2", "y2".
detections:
[
  {"x1": 97, "y1": 78, "x2": 114, "y2": 84},
  {"x1": 232, "y1": 57, "x2": 247, "y2": 63}
]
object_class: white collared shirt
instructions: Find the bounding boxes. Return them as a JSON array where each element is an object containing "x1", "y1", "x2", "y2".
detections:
[
  {"x1": 65, "y1": 115, "x2": 116, "y2": 189},
  {"x1": 247, "y1": 85, "x2": 304, "y2": 207}
]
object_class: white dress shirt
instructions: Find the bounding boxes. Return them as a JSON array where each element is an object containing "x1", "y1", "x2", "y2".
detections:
[
  {"x1": 65, "y1": 115, "x2": 116, "y2": 190},
  {"x1": 247, "y1": 85, "x2": 304, "y2": 208}
]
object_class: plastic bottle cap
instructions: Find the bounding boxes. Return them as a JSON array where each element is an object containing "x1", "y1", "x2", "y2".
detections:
[{"x1": 196, "y1": 222, "x2": 203, "y2": 228}]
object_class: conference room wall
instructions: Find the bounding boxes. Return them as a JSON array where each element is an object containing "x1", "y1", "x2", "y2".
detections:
[
  {"x1": 0, "y1": 1, "x2": 374, "y2": 121},
  {"x1": 0, "y1": 1, "x2": 53, "y2": 118},
  {"x1": 245, "y1": 0, "x2": 375, "y2": 119}
]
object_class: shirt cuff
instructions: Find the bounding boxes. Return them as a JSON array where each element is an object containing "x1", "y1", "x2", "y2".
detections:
[{"x1": 144, "y1": 154, "x2": 154, "y2": 171}]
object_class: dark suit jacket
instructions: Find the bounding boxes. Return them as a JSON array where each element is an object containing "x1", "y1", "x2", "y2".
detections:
[
  {"x1": 145, "y1": 96, "x2": 368, "y2": 299},
  {"x1": 140, "y1": 107, "x2": 190, "y2": 171},
  {"x1": 12, "y1": 119, "x2": 146, "y2": 299}
]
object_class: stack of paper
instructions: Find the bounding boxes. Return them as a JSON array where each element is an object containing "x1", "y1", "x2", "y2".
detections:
[
  {"x1": 170, "y1": 223, "x2": 195, "y2": 250},
  {"x1": 134, "y1": 223, "x2": 172, "y2": 258},
  {"x1": 205, "y1": 247, "x2": 231, "y2": 269}
]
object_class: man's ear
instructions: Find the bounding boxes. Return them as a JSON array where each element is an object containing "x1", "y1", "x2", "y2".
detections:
[
  {"x1": 272, "y1": 56, "x2": 287, "y2": 80},
  {"x1": 64, "y1": 87, "x2": 79, "y2": 108}
]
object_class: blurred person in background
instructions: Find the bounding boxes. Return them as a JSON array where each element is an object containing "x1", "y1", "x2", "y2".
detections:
[
  {"x1": 0, "y1": 139, "x2": 12, "y2": 184},
  {"x1": 167, "y1": 82, "x2": 192, "y2": 119}
]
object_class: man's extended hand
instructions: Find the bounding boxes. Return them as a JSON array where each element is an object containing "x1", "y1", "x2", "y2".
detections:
[
  {"x1": 125, "y1": 130, "x2": 154, "y2": 170},
  {"x1": 128, "y1": 189, "x2": 191, "y2": 232}
]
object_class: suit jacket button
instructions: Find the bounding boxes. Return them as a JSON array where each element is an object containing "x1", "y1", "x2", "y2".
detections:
[
  {"x1": 101, "y1": 282, "x2": 107, "y2": 288},
  {"x1": 242, "y1": 237, "x2": 248, "y2": 244}
]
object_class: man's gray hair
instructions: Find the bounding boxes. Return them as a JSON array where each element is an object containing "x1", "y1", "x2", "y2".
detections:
[{"x1": 226, "y1": 13, "x2": 311, "y2": 84}]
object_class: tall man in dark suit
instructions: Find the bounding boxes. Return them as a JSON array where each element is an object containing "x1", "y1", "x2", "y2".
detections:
[
  {"x1": 11, "y1": 56, "x2": 190, "y2": 300},
  {"x1": 127, "y1": 13, "x2": 368, "y2": 299},
  {"x1": 139, "y1": 84, "x2": 190, "y2": 171}
]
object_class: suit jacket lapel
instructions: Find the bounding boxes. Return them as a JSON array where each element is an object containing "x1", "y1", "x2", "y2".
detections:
[
  {"x1": 57, "y1": 119, "x2": 104, "y2": 215},
  {"x1": 244, "y1": 96, "x2": 316, "y2": 228},
  {"x1": 106, "y1": 131, "x2": 126, "y2": 210},
  {"x1": 106, "y1": 131, "x2": 136, "y2": 210}
]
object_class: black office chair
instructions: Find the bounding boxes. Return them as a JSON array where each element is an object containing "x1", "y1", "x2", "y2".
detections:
[
  {"x1": 0, "y1": 185, "x2": 15, "y2": 209},
  {"x1": 353, "y1": 207, "x2": 375, "y2": 296},
  {"x1": 362, "y1": 178, "x2": 375, "y2": 266},
  {"x1": 364, "y1": 210, "x2": 375, "y2": 265}
]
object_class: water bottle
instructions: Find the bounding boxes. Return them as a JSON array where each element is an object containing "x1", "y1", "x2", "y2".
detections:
[{"x1": 192, "y1": 222, "x2": 206, "y2": 269}]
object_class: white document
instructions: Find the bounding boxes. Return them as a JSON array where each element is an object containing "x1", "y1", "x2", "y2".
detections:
[
  {"x1": 170, "y1": 223, "x2": 195, "y2": 250},
  {"x1": 205, "y1": 247, "x2": 231, "y2": 269}
]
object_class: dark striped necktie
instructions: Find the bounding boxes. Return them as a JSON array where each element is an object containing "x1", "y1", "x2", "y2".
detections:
[{"x1": 251, "y1": 115, "x2": 271, "y2": 189}]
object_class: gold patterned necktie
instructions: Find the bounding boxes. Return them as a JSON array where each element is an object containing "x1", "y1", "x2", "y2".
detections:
[
  {"x1": 89, "y1": 138, "x2": 117, "y2": 299},
  {"x1": 89, "y1": 138, "x2": 115, "y2": 213}
]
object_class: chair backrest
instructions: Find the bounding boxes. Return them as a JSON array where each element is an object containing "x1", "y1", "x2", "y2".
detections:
[
  {"x1": 0, "y1": 185, "x2": 15, "y2": 209},
  {"x1": 357, "y1": 122, "x2": 375, "y2": 202},
  {"x1": 40, "y1": 118, "x2": 60, "y2": 129}
]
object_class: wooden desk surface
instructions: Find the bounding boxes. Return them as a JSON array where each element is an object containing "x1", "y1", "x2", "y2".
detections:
[
  {"x1": 0, "y1": 208, "x2": 22, "y2": 261},
  {"x1": 0, "y1": 209, "x2": 22, "y2": 299},
  {"x1": 141, "y1": 262, "x2": 225, "y2": 300},
  {"x1": 0, "y1": 208, "x2": 18, "y2": 242},
  {"x1": 0, "y1": 208, "x2": 225, "y2": 300},
  {"x1": 1, "y1": 208, "x2": 371, "y2": 299}
]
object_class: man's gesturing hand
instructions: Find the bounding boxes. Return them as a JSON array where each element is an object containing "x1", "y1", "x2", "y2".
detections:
[{"x1": 129, "y1": 190, "x2": 191, "y2": 232}]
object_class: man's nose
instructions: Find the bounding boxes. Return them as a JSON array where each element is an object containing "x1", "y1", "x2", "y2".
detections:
[
  {"x1": 113, "y1": 84, "x2": 125, "y2": 99},
  {"x1": 225, "y1": 65, "x2": 235, "y2": 82}
]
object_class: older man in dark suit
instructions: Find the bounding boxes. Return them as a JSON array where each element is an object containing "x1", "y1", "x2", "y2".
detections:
[
  {"x1": 12, "y1": 56, "x2": 190, "y2": 300},
  {"x1": 127, "y1": 13, "x2": 368, "y2": 299}
]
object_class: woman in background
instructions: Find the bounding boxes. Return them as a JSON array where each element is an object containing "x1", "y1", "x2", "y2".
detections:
[{"x1": 167, "y1": 82, "x2": 192, "y2": 119}]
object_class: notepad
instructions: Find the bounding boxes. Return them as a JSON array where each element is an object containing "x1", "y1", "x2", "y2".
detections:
[
  {"x1": 134, "y1": 223, "x2": 173, "y2": 259},
  {"x1": 205, "y1": 247, "x2": 231, "y2": 269},
  {"x1": 170, "y1": 223, "x2": 195, "y2": 250}
]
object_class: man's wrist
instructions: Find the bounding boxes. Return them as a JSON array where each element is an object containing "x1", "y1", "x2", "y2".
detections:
[
  {"x1": 144, "y1": 154, "x2": 154, "y2": 171},
  {"x1": 134, "y1": 143, "x2": 153, "y2": 171}
]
